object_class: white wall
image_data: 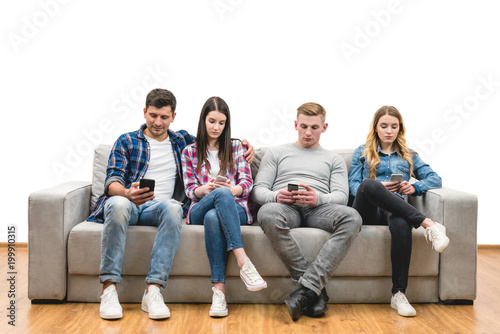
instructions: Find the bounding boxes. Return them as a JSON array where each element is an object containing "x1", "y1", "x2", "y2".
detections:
[{"x1": 1, "y1": 0, "x2": 499, "y2": 243}]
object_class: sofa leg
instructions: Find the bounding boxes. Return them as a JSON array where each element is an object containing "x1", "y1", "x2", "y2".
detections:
[
  {"x1": 31, "y1": 299, "x2": 66, "y2": 304},
  {"x1": 440, "y1": 299, "x2": 474, "y2": 305}
]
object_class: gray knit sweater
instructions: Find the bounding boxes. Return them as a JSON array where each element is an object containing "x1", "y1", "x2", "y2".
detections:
[{"x1": 252, "y1": 143, "x2": 349, "y2": 206}]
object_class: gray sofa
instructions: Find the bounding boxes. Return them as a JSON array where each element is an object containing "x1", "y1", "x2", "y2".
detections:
[{"x1": 28, "y1": 144, "x2": 478, "y2": 304}]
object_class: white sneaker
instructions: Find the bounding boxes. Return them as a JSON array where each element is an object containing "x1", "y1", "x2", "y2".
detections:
[
  {"x1": 425, "y1": 222, "x2": 450, "y2": 253},
  {"x1": 209, "y1": 287, "x2": 228, "y2": 317},
  {"x1": 100, "y1": 285, "x2": 123, "y2": 319},
  {"x1": 141, "y1": 286, "x2": 171, "y2": 319},
  {"x1": 240, "y1": 258, "x2": 267, "y2": 291},
  {"x1": 391, "y1": 292, "x2": 416, "y2": 317}
]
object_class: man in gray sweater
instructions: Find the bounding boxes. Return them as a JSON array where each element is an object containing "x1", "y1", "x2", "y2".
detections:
[{"x1": 252, "y1": 102, "x2": 362, "y2": 321}]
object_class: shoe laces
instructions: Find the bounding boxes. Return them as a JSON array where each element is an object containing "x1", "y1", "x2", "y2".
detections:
[
  {"x1": 394, "y1": 292, "x2": 410, "y2": 305},
  {"x1": 148, "y1": 290, "x2": 165, "y2": 307},
  {"x1": 425, "y1": 225, "x2": 440, "y2": 245},
  {"x1": 101, "y1": 289, "x2": 119, "y2": 305},
  {"x1": 211, "y1": 288, "x2": 226, "y2": 309},
  {"x1": 242, "y1": 260, "x2": 263, "y2": 283}
]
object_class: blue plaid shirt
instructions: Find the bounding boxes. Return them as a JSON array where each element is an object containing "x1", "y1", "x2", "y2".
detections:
[{"x1": 87, "y1": 124, "x2": 195, "y2": 223}]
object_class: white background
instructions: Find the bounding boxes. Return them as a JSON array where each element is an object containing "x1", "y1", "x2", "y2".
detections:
[{"x1": 1, "y1": 0, "x2": 499, "y2": 243}]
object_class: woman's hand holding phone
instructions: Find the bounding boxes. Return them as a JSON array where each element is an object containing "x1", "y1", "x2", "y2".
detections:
[
  {"x1": 381, "y1": 181, "x2": 401, "y2": 193},
  {"x1": 195, "y1": 180, "x2": 217, "y2": 198},
  {"x1": 397, "y1": 181, "x2": 416, "y2": 195}
]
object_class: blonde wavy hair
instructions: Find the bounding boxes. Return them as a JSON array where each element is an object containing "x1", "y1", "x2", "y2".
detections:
[{"x1": 363, "y1": 105, "x2": 414, "y2": 179}]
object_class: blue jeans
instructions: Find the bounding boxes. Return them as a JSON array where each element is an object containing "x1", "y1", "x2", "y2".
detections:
[
  {"x1": 189, "y1": 188, "x2": 247, "y2": 283},
  {"x1": 99, "y1": 196, "x2": 183, "y2": 288},
  {"x1": 258, "y1": 202, "x2": 362, "y2": 295}
]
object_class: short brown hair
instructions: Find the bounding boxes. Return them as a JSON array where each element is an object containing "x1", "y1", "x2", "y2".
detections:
[
  {"x1": 296, "y1": 102, "x2": 326, "y2": 123},
  {"x1": 145, "y1": 88, "x2": 177, "y2": 112}
]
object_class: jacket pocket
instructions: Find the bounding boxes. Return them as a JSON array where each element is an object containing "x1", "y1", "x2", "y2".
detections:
[{"x1": 397, "y1": 163, "x2": 410, "y2": 174}]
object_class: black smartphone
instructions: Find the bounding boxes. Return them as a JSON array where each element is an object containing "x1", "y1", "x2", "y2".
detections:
[
  {"x1": 139, "y1": 178, "x2": 155, "y2": 192},
  {"x1": 288, "y1": 183, "x2": 299, "y2": 192}
]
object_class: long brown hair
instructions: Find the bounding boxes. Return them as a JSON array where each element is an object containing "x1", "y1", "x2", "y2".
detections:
[
  {"x1": 363, "y1": 105, "x2": 414, "y2": 179},
  {"x1": 195, "y1": 96, "x2": 234, "y2": 175}
]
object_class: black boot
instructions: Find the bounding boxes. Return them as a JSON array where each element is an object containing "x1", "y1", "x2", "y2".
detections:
[
  {"x1": 284, "y1": 286, "x2": 319, "y2": 321},
  {"x1": 305, "y1": 288, "x2": 329, "y2": 317}
]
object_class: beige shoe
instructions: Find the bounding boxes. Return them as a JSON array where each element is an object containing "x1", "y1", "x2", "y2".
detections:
[
  {"x1": 100, "y1": 285, "x2": 123, "y2": 319},
  {"x1": 391, "y1": 292, "x2": 416, "y2": 317},
  {"x1": 141, "y1": 286, "x2": 170, "y2": 319},
  {"x1": 240, "y1": 258, "x2": 267, "y2": 291},
  {"x1": 425, "y1": 222, "x2": 450, "y2": 253},
  {"x1": 209, "y1": 287, "x2": 228, "y2": 317}
]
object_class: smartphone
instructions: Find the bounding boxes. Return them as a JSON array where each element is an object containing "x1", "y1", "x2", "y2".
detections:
[
  {"x1": 390, "y1": 174, "x2": 404, "y2": 182},
  {"x1": 288, "y1": 183, "x2": 299, "y2": 192},
  {"x1": 139, "y1": 178, "x2": 155, "y2": 192},
  {"x1": 215, "y1": 175, "x2": 227, "y2": 183}
]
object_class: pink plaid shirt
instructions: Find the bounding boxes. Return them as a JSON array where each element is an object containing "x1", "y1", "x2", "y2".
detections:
[{"x1": 181, "y1": 139, "x2": 253, "y2": 224}]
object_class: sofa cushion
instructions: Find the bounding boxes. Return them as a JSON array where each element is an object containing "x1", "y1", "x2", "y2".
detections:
[{"x1": 68, "y1": 221, "x2": 439, "y2": 277}]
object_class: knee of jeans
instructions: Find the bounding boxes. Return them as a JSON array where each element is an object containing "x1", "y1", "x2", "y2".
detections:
[
  {"x1": 353, "y1": 209, "x2": 363, "y2": 229},
  {"x1": 342, "y1": 207, "x2": 363, "y2": 232},
  {"x1": 212, "y1": 187, "x2": 232, "y2": 198},
  {"x1": 257, "y1": 203, "x2": 283, "y2": 230},
  {"x1": 256, "y1": 204, "x2": 273, "y2": 225},
  {"x1": 204, "y1": 209, "x2": 221, "y2": 233},
  {"x1": 104, "y1": 196, "x2": 133, "y2": 221},
  {"x1": 158, "y1": 200, "x2": 183, "y2": 226},
  {"x1": 359, "y1": 178, "x2": 381, "y2": 193},
  {"x1": 204, "y1": 209, "x2": 219, "y2": 225}
]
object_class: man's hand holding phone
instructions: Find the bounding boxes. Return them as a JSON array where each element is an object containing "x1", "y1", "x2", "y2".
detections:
[
  {"x1": 277, "y1": 183, "x2": 318, "y2": 207},
  {"x1": 277, "y1": 184, "x2": 298, "y2": 204},
  {"x1": 291, "y1": 183, "x2": 318, "y2": 207},
  {"x1": 128, "y1": 179, "x2": 155, "y2": 205}
]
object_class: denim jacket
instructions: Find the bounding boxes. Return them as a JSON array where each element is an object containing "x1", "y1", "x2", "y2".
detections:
[{"x1": 348, "y1": 144, "x2": 442, "y2": 197}]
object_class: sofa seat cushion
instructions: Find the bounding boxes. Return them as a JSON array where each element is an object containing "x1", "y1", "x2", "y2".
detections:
[{"x1": 68, "y1": 222, "x2": 439, "y2": 277}]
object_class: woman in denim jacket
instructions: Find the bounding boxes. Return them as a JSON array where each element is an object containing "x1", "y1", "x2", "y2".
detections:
[
  {"x1": 348, "y1": 105, "x2": 450, "y2": 318},
  {"x1": 181, "y1": 96, "x2": 267, "y2": 318}
]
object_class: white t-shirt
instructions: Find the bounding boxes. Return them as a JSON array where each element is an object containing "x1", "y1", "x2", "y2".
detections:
[
  {"x1": 207, "y1": 150, "x2": 220, "y2": 178},
  {"x1": 144, "y1": 135, "x2": 176, "y2": 201}
]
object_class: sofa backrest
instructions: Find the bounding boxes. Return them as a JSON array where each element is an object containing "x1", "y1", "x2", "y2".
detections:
[{"x1": 90, "y1": 144, "x2": 355, "y2": 210}]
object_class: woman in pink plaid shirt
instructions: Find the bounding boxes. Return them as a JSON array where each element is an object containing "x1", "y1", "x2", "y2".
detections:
[{"x1": 181, "y1": 96, "x2": 267, "y2": 317}]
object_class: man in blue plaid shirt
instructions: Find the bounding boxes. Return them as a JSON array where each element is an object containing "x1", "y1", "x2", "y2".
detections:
[{"x1": 88, "y1": 88, "x2": 253, "y2": 320}]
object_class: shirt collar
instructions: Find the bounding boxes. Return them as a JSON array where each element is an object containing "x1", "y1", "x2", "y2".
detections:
[
  {"x1": 138, "y1": 124, "x2": 147, "y2": 139},
  {"x1": 377, "y1": 145, "x2": 397, "y2": 156}
]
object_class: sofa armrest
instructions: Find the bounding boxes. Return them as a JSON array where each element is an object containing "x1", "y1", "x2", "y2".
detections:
[
  {"x1": 409, "y1": 187, "x2": 478, "y2": 301},
  {"x1": 28, "y1": 181, "x2": 92, "y2": 301}
]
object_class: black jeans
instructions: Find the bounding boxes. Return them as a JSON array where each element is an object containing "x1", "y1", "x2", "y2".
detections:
[{"x1": 352, "y1": 178, "x2": 426, "y2": 294}]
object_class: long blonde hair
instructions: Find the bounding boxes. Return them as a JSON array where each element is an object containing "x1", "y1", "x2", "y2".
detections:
[{"x1": 363, "y1": 106, "x2": 414, "y2": 179}]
